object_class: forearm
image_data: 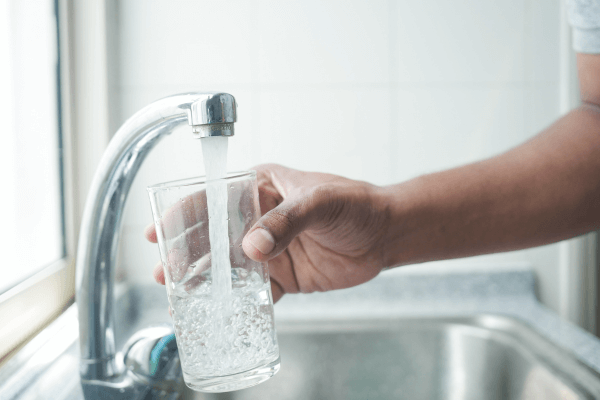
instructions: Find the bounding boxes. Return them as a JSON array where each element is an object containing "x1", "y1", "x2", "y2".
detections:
[{"x1": 381, "y1": 104, "x2": 600, "y2": 268}]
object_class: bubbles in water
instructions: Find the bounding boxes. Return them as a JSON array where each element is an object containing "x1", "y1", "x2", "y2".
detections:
[{"x1": 170, "y1": 281, "x2": 279, "y2": 377}]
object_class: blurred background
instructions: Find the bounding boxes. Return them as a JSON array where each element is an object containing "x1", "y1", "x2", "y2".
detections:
[{"x1": 1, "y1": 0, "x2": 597, "y2": 361}]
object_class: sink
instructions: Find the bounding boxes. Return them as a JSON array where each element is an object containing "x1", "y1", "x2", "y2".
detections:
[
  {"x1": 113, "y1": 285, "x2": 600, "y2": 400},
  {"x1": 184, "y1": 316, "x2": 600, "y2": 400},
  {"x1": 4, "y1": 270, "x2": 600, "y2": 400}
]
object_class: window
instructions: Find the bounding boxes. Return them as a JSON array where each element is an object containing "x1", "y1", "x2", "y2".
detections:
[
  {"x1": 0, "y1": 1, "x2": 63, "y2": 294},
  {"x1": 0, "y1": 0, "x2": 74, "y2": 363}
]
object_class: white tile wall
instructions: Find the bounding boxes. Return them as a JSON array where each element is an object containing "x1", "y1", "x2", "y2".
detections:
[
  {"x1": 394, "y1": 0, "x2": 526, "y2": 84},
  {"x1": 526, "y1": 0, "x2": 561, "y2": 83},
  {"x1": 258, "y1": 88, "x2": 392, "y2": 185},
  {"x1": 394, "y1": 86, "x2": 526, "y2": 181},
  {"x1": 257, "y1": 0, "x2": 390, "y2": 85},
  {"x1": 118, "y1": 0, "x2": 256, "y2": 86},
  {"x1": 113, "y1": 0, "x2": 564, "y2": 311},
  {"x1": 524, "y1": 83, "x2": 561, "y2": 134}
]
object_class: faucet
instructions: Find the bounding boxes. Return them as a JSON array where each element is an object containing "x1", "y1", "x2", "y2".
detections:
[{"x1": 75, "y1": 92, "x2": 237, "y2": 399}]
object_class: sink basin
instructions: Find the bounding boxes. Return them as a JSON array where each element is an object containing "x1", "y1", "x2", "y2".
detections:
[
  {"x1": 186, "y1": 316, "x2": 600, "y2": 400},
  {"x1": 4, "y1": 273, "x2": 600, "y2": 400}
]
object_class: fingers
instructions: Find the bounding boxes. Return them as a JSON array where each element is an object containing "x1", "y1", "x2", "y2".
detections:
[
  {"x1": 144, "y1": 192, "x2": 206, "y2": 244},
  {"x1": 145, "y1": 224, "x2": 158, "y2": 243},
  {"x1": 144, "y1": 189, "x2": 211, "y2": 244},
  {"x1": 166, "y1": 223, "x2": 210, "y2": 267},
  {"x1": 270, "y1": 277, "x2": 284, "y2": 303},
  {"x1": 153, "y1": 252, "x2": 211, "y2": 288},
  {"x1": 158, "y1": 190, "x2": 208, "y2": 241},
  {"x1": 152, "y1": 224, "x2": 211, "y2": 285},
  {"x1": 153, "y1": 261, "x2": 165, "y2": 285},
  {"x1": 242, "y1": 202, "x2": 305, "y2": 262},
  {"x1": 242, "y1": 189, "x2": 329, "y2": 262},
  {"x1": 166, "y1": 246, "x2": 211, "y2": 284},
  {"x1": 253, "y1": 163, "x2": 340, "y2": 197},
  {"x1": 156, "y1": 258, "x2": 285, "y2": 305},
  {"x1": 145, "y1": 178, "x2": 254, "y2": 244},
  {"x1": 243, "y1": 164, "x2": 342, "y2": 263}
]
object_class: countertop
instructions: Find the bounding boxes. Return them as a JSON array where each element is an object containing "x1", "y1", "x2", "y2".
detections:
[{"x1": 275, "y1": 266, "x2": 600, "y2": 372}]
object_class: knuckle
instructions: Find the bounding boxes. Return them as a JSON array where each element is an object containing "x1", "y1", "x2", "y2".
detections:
[
  {"x1": 253, "y1": 163, "x2": 282, "y2": 175},
  {"x1": 309, "y1": 184, "x2": 351, "y2": 229},
  {"x1": 309, "y1": 184, "x2": 339, "y2": 212},
  {"x1": 309, "y1": 185, "x2": 334, "y2": 203},
  {"x1": 268, "y1": 208, "x2": 297, "y2": 231}
]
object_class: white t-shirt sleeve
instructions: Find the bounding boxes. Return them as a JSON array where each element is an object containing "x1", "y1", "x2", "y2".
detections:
[{"x1": 568, "y1": 0, "x2": 600, "y2": 53}]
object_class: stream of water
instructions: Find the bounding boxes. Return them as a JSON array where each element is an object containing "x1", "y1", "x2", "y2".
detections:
[{"x1": 201, "y1": 136, "x2": 232, "y2": 298}]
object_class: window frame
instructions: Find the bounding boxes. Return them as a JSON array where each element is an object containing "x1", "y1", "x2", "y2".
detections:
[{"x1": 0, "y1": 0, "x2": 77, "y2": 365}]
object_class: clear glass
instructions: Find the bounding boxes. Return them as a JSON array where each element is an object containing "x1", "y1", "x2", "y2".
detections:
[{"x1": 147, "y1": 171, "x2": 280, "y2": 393}]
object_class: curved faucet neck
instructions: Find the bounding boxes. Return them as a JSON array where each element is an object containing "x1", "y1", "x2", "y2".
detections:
[{"x1": 75, "y1": 92, "x2": 235, "y2": 382}]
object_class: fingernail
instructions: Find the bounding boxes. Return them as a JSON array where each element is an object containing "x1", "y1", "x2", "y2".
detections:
[{"x1": 247, "y1": 229, "x2": 276, "y2": 255}]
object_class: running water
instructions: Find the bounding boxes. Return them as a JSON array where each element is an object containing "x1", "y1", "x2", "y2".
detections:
[
  {"x1": 201, "y1": 136, "x2": 232, "y2": 298},
  {"x1": 171, "y1": 276, "x2": 278, "y2": 378},
  {"x1": 167, "y1": 135, "x2": 279, "y2": 383}
]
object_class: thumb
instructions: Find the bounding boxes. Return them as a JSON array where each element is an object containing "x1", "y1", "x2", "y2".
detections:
[{"x1": 242, "y1": 193, "x2": 325, "y2": 262}]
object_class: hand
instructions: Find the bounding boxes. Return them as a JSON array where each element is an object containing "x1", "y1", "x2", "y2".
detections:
[
  {"x1": 145, "y1": 164, "x2": 390, "y2": 302},
  {"x1": 145, "y1": 176, "x2": 257, "y2": 291}
]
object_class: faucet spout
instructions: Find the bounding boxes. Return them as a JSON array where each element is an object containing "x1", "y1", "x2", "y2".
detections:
[
  {"x1": 75, "y1": 92, "x2": 236, "y2": 398},
  {"x1": 187, "y1": 92, "x2": 237, "y2": 138}
]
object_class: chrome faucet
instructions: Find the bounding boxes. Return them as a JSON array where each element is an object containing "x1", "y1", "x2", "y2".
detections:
[{"x1": 75, "y1": 92, "x2": 237, "y2": 399}]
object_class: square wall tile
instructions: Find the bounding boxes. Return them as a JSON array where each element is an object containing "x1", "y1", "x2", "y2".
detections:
[
  {"x1": 257, "y1": 88, "x2": 393, "y2": 186},
  {"x1": 118, "y1": 0, "x2": 257, "y2": 87},
  {"x1": 115, "y1": 85, "x2": 183, "y2": 127},
  {"x1": 258, "y1": 0, "x2": 390, "y2": 85},
  {"x1": 524, "y1": 83, "x2": 560, "y2": 135},
  {"x1": 393, "y1": 86, "x2": 526, "y2": 182},
  {"x1": 526, "y1": 0, "x2": 560, "y2": 83},
  {"x1": 395, "y1": 0, "x2": 526, "y2": 84}
]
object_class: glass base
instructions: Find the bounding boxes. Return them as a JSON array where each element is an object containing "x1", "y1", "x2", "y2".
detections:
[{"x1": 184, "y1": 356, "x2": 281, "y2": 393}]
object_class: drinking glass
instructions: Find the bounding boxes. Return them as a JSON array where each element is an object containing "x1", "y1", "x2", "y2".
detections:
[{"x1": 147, "y1": 171, "x2": 280, "y2": 393}]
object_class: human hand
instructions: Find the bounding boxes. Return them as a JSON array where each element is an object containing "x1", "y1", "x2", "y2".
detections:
[{"x1": 145, "y1": 164, "x2": 390, "y2": 302}]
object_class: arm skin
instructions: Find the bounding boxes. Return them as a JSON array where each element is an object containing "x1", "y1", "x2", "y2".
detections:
[
  {"x1": 380, "y1": 54, "x2": 600, "y2": 268},
  {"x1": 148, "y1": 54, "x2": 600, "y2": 301}
]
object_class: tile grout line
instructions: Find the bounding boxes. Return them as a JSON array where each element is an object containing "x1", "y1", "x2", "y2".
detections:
[
  {"x1": 388, "y1": 0, "x2": 399, "y2": 185},
  {"x1": 251, "y1": 0, "x2": 261, "y2": 167},
  {"x1": 523, "y1": 0, "x2": 534, "y2": 137}
]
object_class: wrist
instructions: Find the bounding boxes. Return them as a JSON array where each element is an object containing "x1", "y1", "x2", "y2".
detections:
[
  {"x1": 371, "y1": 181, "x2": 409, "y2": 269},
  {"x1": 374, "y1": 176, "x2": 433, "y2": 269}
]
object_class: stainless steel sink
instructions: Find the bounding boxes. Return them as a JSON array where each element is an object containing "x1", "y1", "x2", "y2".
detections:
[
  {"x1": 4, "y1": 281, "x2": 600, "y2": 400},
  {"x1": 184, "y1": 316, "x2": 600, "y2": 400},
  {"x1": 112, "y1": 285, "x2": 600, "y2": 400}
]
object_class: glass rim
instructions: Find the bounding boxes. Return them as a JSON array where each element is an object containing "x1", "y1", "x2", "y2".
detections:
[{"x1": 146, "y1": 170, "x2": 256, "y2": 192}]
